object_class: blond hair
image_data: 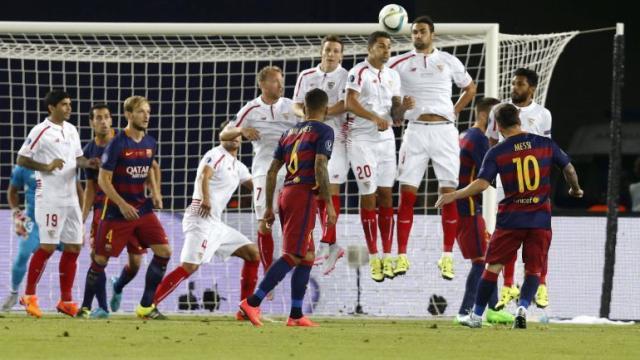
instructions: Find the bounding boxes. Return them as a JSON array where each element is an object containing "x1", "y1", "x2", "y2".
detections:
[
  {"x1": 257, "y1": 66, "x2": 283, "y2": 84},
  {"x1": 123, "y1": 96, "x2": 149, "y2": 113}
]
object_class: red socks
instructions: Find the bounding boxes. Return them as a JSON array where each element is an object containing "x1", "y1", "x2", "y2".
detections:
[
  {"x1": 503, "y1": 257, "x2": 516, "y2": 287},
  {"x1": 441, "y1": 201, "x2": 458, "y2": 252},
  {"x1": 240, "y1": 260, "x2": 260, "y2": 300},
  {"x1": 257, "y1": 231, "x2": 274, "y2": 271},
  {"x1": 153, "y1": 265, "x2": 190, "y2": 305},
  {"x1": 320, "y1": 195, "x2": 341, "y2": 245},
  {"x1": 397, "y1": 191, "x2": 416, "y2": 254},
  {"x1": 378, "y1": 207, "x2": 394, "y2": 254},
  {"x1": 360, "y1": 208, "x2": 378, "y2": 254},
  {"x1": 59, "y1": 251, "x2": 79, "y2": 302},
  {"x1": 25, "y1": 248, "x2": 53, "y2": 296}
]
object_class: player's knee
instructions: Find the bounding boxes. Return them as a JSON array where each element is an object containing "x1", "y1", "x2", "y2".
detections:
[
  {"x1": 128, "y1": 255, "x2": 142, "y2": 273},
  {"x1": 93, "y1": 254, "x2": 109, "y2": 266},
  {"x1": 246, "y1": 244, "x2": 260, "y2": 262},
  {"x1": 180, "y1": 262, "x2": 199, "y2": 274},
  {"x1": 400, "y1": 184, "x2": 418, "y2": 194},
  {"x1": 303, "y1": 251, "x2": 315, "y2": 264},
  {"x1": 40, "y1": 243, "x2": 57, "y2": 253},
  {"x1": 152, "y1": 245, "x2": 172, "y2": 258},
  {"x1": 258, "y1": 221, "x2": 271, "y2": 234},
  {"x1": 282, "y1": 253, "x2": 302, "y2": 266}
]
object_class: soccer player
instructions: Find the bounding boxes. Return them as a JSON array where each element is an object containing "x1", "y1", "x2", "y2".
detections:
[
  {"x1": 454, "y1": 97, "x2": 513, "y2": 325},
  {"x1": 92, "y1": 95, "x2": 171, "y2": 320},
  {"x1": 220, "y1": 66, "x2": 299, "y2": 279},
  {"x1": 17, "y1": 89, "x2": 99, "y2": 318},
  {"x1": 486, "y1": 68, "x2": 553, "y2": 310},
  {"x1": 152, "y1": 132, "x2": 260, "y2": 316},
  {"x1": 77, "y1": 104, "x2": 160, "y2": 318},
  {"x1": 345, "y1": 31, "x2": 413, "y2": 282},
  {"x1": 239, "y1": 88, "x2": 335, "y2": 327},
  {"x1": 292, "y1": 35, "x2": 348, "y2": 275},
  {"x1": 390, "y1": 15, "x2": 477, "y2": 280},
  {"x1": 436, "y1": 103, "x2": 583, "y2": 328}
]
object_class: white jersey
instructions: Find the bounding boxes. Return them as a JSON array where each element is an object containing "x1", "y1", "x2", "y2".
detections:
[
  {"x1": 486, "y1": 100, "x2": 552, "y2": 141},
  {"x1": 293, "y1": 65, "x2": 348, "y2": 140},
  {"x1": 345, "y1": 60, "x2": 401, "y2": 141},
  {"x1": 189, "y1": 146, "x2": 251, "y2": 221},
  {"x1": 18, "y1": 117, "x2": 83, "y2": 207},
  {"x1": 229, "y1": 96, "x2": 299, "y2": 176},
  {"x1": 389, "y1": 49, "x2": 472, "y2": 122}
]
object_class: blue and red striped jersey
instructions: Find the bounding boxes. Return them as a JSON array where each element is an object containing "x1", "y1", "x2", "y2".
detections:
[
  {"x1": 457, "y1": 127, "x2": 489, "y2": 216},
  {"x1": 83, "y1": 131, "x2": 117, "y2": 212},
  {"x1": 477, "y1": 132, "x2": 570, "y2": 229},
  {"x1": 274, "y1": 120, "x2": 334, "y2": 186},
  {"x1": 100, "y1": 130, "x2": 156, "y2": 220}
]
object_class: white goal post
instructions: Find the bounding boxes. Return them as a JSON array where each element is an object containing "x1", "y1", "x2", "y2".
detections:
[{"x1": 0, "y1": 22, "x2": 577, "y2": 315}]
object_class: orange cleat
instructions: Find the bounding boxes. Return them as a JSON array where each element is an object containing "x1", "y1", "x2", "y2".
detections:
[
  {"x1": 56, "y1": 300, "x2": 79, "y2": 317},
  {"x1": 238, "y1": 299, "x2": 262, "y2": 327},
  {"x1": 286, "y1": 316, "x2": 319, "y2": 327},
  {"x1": 235, "y1": 310, "x2": 247, "y2": 321},
  {"x1": 20, "y1": 295, "x2": 42, "y2": 318}
]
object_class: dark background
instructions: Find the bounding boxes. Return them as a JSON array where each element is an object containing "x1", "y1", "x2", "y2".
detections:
[{"x1": 1, "y1": 0, "x2": 637, "y2": 211}]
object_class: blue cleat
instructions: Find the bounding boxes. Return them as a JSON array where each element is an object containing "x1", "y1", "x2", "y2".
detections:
[
  {"x1": 110, "y1": 276, "x2": 122, "y2": 312},
  {"x1": 90, "y1": 307, "x2": 110, "y2": 319}
]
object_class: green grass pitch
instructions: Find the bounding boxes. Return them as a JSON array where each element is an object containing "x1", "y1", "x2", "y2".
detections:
[{"x1": 0, "y1": 313, "x2": 638, "y2": 359}]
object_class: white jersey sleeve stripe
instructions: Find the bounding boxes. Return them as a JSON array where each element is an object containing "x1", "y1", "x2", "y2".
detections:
[{"x1": 235, "y1": 105, "x2": 261, "y2": 127}]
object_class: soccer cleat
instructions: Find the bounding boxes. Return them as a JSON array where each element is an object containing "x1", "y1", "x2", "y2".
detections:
[
  {"x1": 486, "y1": 308, "x2": 515, "y2": 324},
  {"x1": 2, "y1": 291, "x2": 18, "y2": 311},
  {"x1": 322, "y1": 245, "x2": 345, "y2": 275},
  {"x1": 236, "y1": 310, "x2": 247, "y2": 321},
  {"x1": 135, "y1": 304, "x2": 167, "y2": 320},
  {"x1": 90, "y1": 307, "x2": 109, "y2": 319},
  {"x1": 76, "y1": 307, "x2": 91, "y2": 319},
  {"x1": 535, "y1": 284, "x2": 549, "y2": 308},
  {"x1": 394, "y1": 254, "x2": 410, "y2": 276},
  {"x1": 382, "y1": 256, "x2": 395, "y2": 279},
  {"x1": 453, "y1": 314, "x2": 466, "y2": 325},
  {"x1": 286, "y1": 316, "x2": 319, "y2": 327},
  {"x1": 20, "y1": 295, "x2": 42, "y2": 318},
  {"x1": 369, "y1": 257, "x2": 384, "y2": 282},
  {"x1": 56, "y1": 300, "x2": 79, "y2": 317},
  {"x1": 110, "y1": 276, "x2": 122, "y2": 312},
  {"x1": 513, "y1": 306, "x2": 527, "y2": 329},
  {"x1": 459, "y1": 313, "x2": 482, "y2": 328},
  {"x1": 495, "y1": 285, "x2": 520, "y2": 311},
  {"x1": 437, "y1": 254, "x2": 454, "y2": 280},
  {"x1": 238, "y1": 299, "x2": 263, "y2": 327},
  {"x1": 314, "y1": 243, "x2": 330, "y2": 265}
]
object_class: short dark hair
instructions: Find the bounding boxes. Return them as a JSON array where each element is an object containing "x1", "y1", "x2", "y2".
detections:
[
  {"x1": 44, "y1": 89, "x2": 71, "y2": 110},
  {"x1": 475, "y1": 97, "x2": 501, "y2": 115},
  {"x1": 495, "y1": 103, "x2": 521, "y2": 129},
  {"x1": 514, "y1": 68, "x2": 539, "y2": 87},
  {"x1": 413, "y1": 15, "x2": 435, "y2": 32},
  {"x1": 321, "y1": 35, "x2": 344, "y2": 53},
  {"x1": 89, "y1": 103, "x2": 111, "y2": 119},
  {"x1": 367, "y1": 31, "x2": 391, "y2": 49},
  {"x1": 304, "y1": 88, "x2": 329, "y2": 114}
]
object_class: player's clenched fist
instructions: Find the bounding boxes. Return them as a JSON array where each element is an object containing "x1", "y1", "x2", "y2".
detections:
[
  {"x1": 373, "y1": 116, "x2": 389, "y2": 131},
  {"x1": 46, "y1": 158, "x2": 65, "y2": 172},
  {"x1": 241, "y1": 127, "x2": 261, "y2": 140}
]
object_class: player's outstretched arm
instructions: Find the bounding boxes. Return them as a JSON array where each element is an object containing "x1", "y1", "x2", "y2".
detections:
[
  {"x1": 220, "y1": 124, "x2": 260, "y2": 141},
  {"x1": 98, "y1": 168, "x2": 139, "y2": 220},
  {"x1": 562, "y1": 163, "x2": 584, "y2": 198},
  {"x1": 17, "y1": 155, "x2": 64, "y2": 172},
  {"x1": 327, "y1": 100, "x2": 346, "y2": 117},
  {"x1": 314, "y1": 154, "x2": 336, "y2": 226},
  {"x1": 345, "y1": 89, "x2": 388, "y2": 131},
  {"x1": 292, "y1": 102, "x2": 306, "y2": 118},
  {"x1": 435, "y1": 178, "x2": 490, "y2": 208},
  {"x1": 454, "y1": 81, "x2": 477, "y2": 116},
  {"x1": 264, "y1": 159, "x2": 284, "y2": 226},
  {"x1": 76, "y1": 180, "x2": 84, "y2": 209},
  {"x1": 241, "y1": 179, "x2": 254, "y2": 191}
]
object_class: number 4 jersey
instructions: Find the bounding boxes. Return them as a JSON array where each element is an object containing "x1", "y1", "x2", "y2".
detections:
[{"x1": 477, "y1": 132, "x2": 570, "y2": 229}]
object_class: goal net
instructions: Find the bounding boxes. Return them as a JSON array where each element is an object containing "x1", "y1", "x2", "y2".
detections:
[{"x1": 0, "y1": 22, "x2": 578, "y2": 317}]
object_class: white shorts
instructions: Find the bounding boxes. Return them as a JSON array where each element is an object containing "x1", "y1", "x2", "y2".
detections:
[
  {"x1": 328, "y1": 139, "x2": 350, "y2": 185},
  {"x1": 253, "y1": 170, "x2": 285, "y2": 220},
  {"x1": 35, "y1": 203, "x2": 83, "y2": 245},
  {"x1": 348, "y1": 137, "x2": 397, "y2": 195},
  {"x1": 397, "y1": 122, "x2": 460, "y2": 189},
  {"x1": 181, "y1": 213, "x2": 252, "y2": 264}
]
